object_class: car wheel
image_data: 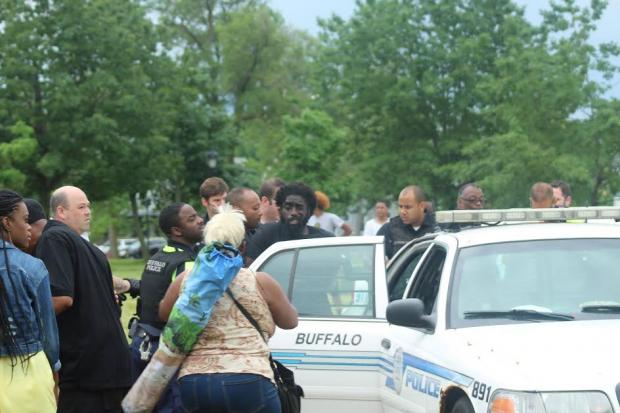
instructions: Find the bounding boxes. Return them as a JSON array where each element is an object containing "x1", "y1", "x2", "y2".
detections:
[{"x1": 451, "y1": 396, "x2": 474, "y2": 413}]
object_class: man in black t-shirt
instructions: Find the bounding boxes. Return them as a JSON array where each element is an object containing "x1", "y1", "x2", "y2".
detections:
[
  {"x1": 246, "y1": 182, "x2": 333, "y2": 263},
  {"x1": 36, "y1": 186, "x2": 131, "y2": 413}
]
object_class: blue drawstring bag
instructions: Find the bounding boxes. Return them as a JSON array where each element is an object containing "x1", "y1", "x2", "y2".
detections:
[{"x1": 161, "y1": 242, "x2": 243, "y2": 355}]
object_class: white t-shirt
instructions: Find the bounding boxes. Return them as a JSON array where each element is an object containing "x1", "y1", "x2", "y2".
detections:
[
  {"x1": 308, "y1": 212, "x2": 343, "y2": 234},
  {"x1": 363, "y1": 219, "x2": 387, "y2": 236}
]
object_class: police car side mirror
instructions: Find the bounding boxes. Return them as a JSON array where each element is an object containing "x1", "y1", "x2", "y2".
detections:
[{"x1": 386, "y1": 298, "x2": 435, "y2": 330}]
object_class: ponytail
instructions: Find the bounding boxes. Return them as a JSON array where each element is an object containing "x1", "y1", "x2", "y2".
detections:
[{"x1": 0, "y1": 189, "x2": 35, "y2": 373}]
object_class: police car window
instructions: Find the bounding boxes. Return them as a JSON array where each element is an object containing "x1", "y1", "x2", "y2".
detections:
[
  {"x1": 291, "y1": 244, "x2": 375, "y2": 318},
  {"x1": 407, "y1": 246, "x2": 446, "y2": 315},
  {"x1": 450, "y1": 238, "x2": 620, "y2": 327},
  {"x1": 258, "y1": 250, "x2": 295, "y2": 296},
  {"x1": 388, "y1": 244, "x2": 430, "y2": 302}
]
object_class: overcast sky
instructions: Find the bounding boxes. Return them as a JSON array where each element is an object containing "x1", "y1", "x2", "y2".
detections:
[{"x1": 269, "y1": 0, "x2": 620, "y2": 98}]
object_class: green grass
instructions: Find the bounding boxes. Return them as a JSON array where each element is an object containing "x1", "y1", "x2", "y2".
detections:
[{"x1": 109, "y1": 258, "x2": 145, "y2": 336}]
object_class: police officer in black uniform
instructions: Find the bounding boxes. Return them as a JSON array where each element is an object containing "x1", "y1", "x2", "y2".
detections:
[
  {"x1": 378, "y1": 185, "x2": 439, "y2": 259},
  {"x1": 129, "y1": 202, "x2": 204, "y2": 413}
]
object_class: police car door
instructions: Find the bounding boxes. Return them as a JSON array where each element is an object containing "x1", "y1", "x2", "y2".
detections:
[
  {"x1": 380, "y1": 241, "x2": 452, "y2": 413},
  {"x1": 250, "y1": 236, "x2": 389, "y2": 413}
]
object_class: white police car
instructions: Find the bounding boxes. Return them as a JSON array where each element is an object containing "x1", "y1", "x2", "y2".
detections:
[
  {"x1": 250, "y1": 236, "x2": 390, "y2": 412},
  {"x1": 251, "y1": 207, "x2": 620, "y2": 413},
  {"x1": 382, "y1": 208, "x2": 620, "y2": 413}
]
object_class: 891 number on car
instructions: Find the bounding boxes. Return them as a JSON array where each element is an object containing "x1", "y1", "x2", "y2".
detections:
[{"x1": 471, "y1": 381, "x2": 491, "y2": 402}]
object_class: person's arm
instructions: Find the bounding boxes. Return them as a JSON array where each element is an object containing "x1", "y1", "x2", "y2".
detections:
[
  {"x1": 52, "y1": 296, "x2": 73, "y2": 314},
  {"x1": 33, "y1": 261, "x2": 61, "y2": 373},
  {"x1": 331, "y1": 214, "x2": 352, "y2": 236},
  {"x1": 112, "y1": 275, "x2": 140, "y2": 297},
  {"x1": 112, "y1": 276, "x2": 130, "y2": 294},
  {"x1": 36, "y1": 233, "x2": 76, "y2": 314},
  {"x1": 340, "y1": 222, "x2": 353, "y2": 236},
  {"x1": 377, "y1": 222, "x2": 392, "y2": 259},
  {"x1": 255, "y1": 271, "x2": 298, "y2": 329},
  {"x1": 158, "y1": 270, "x2": 187, "y2": 322}
]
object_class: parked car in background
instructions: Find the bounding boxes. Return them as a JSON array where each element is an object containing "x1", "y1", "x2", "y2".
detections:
[
  {"x1": 97, "y1": 240, "x2": 111, "y2": 256},
  {"x1": 127, "y1": 237, "x2": 167, "y2": 258},
  {"x1": 96, "y1": 238, "x2": 139, "y2": 258},
  {"x1": 118, "y1": 238, "x2": 140, "y2": 258}
]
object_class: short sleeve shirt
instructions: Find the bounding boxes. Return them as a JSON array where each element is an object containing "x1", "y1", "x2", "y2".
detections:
[
  {"x1": 36, "y1": 220, "x2": 131, "y2": 390},
  {"x1": 308, "y1": 212, "x2": 344, "y2": 233},
  {"x1": 363, "y1": 219, "x2": 385, "y2": 236}
]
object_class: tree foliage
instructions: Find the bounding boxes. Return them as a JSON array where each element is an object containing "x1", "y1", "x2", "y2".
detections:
[
  {"x1": 0, "y1": 121, "x2": 37, "y2": 191},
  {"x1": 274, "y1": 109, "x2": 349, "y2": 204},
  {"x1": 316, "y1": 0, "x2": 619, "y2": 208},
  {"x1": 1, "y1": 0, "x2": 620, "y2": 236}
]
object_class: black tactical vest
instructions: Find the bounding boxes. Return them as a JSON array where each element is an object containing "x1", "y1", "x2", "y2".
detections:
[{"x1": 139, "y1": 241, "x2": 196, "y2": 329}]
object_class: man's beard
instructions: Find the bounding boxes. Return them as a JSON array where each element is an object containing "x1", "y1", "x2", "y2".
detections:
[{"x1": 282, "y1": 216, "x2": 307, "y2": 235}]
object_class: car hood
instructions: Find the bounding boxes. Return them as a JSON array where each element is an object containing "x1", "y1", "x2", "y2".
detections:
[{"x1": 445, "y1": 319, "x2": 620, "y2": 390}]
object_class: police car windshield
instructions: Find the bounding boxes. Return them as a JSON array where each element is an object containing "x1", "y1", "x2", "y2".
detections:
[{"x1": 449, "y1": 238, "x2": 620, "y2": 328}]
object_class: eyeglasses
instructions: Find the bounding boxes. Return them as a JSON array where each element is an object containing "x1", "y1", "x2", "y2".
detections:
[{"x1": 460, "y1": 197, "x2": 485, "y2": 204}]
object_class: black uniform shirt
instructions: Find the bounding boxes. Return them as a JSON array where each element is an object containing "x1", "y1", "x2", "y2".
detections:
[
  {"x1": 36, "y1": 220, "x2": 131, "y2": 390},
  {"x1": 246, "y1": 222, "x2": 334, "y2": 260},
  {"x1": 139, "y1": 240, "x2": 197, "y2": 329},
  {"x1": 378, "y1": 213, "x2": 439, "y2": 259}
]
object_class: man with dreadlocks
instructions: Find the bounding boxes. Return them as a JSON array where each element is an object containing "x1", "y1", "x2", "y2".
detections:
[
  {"x1": 0, "y1": 189, "x2": 60, "y2": 412},
  {"x1": 245, "y1": 182, "x2": 334, "y2": 264}
]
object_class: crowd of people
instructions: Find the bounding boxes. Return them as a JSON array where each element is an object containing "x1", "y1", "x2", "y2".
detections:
[{"x1": 0, "y1": 176, "x2": 574, "y2": 412}]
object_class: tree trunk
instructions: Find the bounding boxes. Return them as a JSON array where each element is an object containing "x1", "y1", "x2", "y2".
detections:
[
  {"x1": 129, "y1": 192, "x2": 148, "y2": 259},
  {"x1": 109, "y1": 221, "x2": 118, "y2": 258},
  {"x1": 590, "y1": 173, "x2": 604, "y2": 206}
]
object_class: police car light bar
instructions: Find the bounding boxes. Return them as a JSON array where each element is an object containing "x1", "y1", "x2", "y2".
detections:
[{"x1": 436, "y1": 207, "x2": 620, "y2": 224}]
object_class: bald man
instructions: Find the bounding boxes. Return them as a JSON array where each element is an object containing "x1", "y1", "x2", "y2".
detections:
[
  {"x1": 530, "y1": 182, "x2": 555, "y2": 208},
  {"x1": 227, "y1": 187, "x2": 262, "y2": 233},
  {"x1": 36, "y1": 186, "x2": 131, "y2": 413},
  {"x1": 377, "y1": 185, "x2": 438, "y2": 259}
]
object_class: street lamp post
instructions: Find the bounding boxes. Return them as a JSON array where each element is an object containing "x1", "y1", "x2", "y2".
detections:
[{"x1": 206, "y1": 150, "x2": 218, "y2": 171}]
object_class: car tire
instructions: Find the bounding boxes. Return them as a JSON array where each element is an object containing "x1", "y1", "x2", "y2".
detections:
[{"x1": 451, "y1": 396, "x2": 474, "y2": 413}]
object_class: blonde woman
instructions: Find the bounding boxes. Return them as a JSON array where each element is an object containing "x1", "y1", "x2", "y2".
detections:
[{"x1": 159, "y1": 208, "x2": 298, "y2": 413}]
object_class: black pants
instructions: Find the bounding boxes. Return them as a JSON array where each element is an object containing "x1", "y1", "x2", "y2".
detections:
[{"x1": 57, "y1": 387, "x2": 128, "y2": 413}]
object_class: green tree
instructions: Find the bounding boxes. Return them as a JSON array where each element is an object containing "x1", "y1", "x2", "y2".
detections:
[
  {"x1": 315, "y1": 0, "x2": 619, "y2": 208},
  {"x1": 577, "y1": 99, "x2": 620, "y2": 205},
  {"x1": 0, "y1": 121, "x2": 37, "y2": 191},
  {"x1": 0, "y1": 0, "x2": 175, "y2": 200},
  {"x1": 274, "y1": 109, "x2": 350, "y2": 208}
]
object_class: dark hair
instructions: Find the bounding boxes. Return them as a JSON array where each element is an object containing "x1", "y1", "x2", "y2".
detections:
[
  {"x1": 199, "y1": 177, "x2": 229, "y2": 200},
  {"x1": 275, "y1": 182, "x2": 317, "y2": 216},
  {"x1": 24, "y1": 198, "x2": 46, "y2": 224},
  {"x1": 550, "y1": 179, "x2": 572, "y2": 197},
  {"x1": 258, "y1": 178, "x2": 285, "y2": 200},
  {"x1": 0, "y1": 189, "x2": 35, "y2": 371},
  {"x1": 375, "y1": 199, "x2": 390, "y2": 208},
  {"x1": 457, "y1": 182, "x2": 481, "y2": 198},
  {"x1": 159, "y1": 202, "x2": 186, "y2": 237}
]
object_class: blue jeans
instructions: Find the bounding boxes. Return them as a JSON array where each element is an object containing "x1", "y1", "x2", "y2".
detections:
[
  {"x1": 178, "y1": 373, "x2": 281, "y2": 413},
  {"x1": 130, "y1": 334, "x2": 182, "y2": 413}
]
